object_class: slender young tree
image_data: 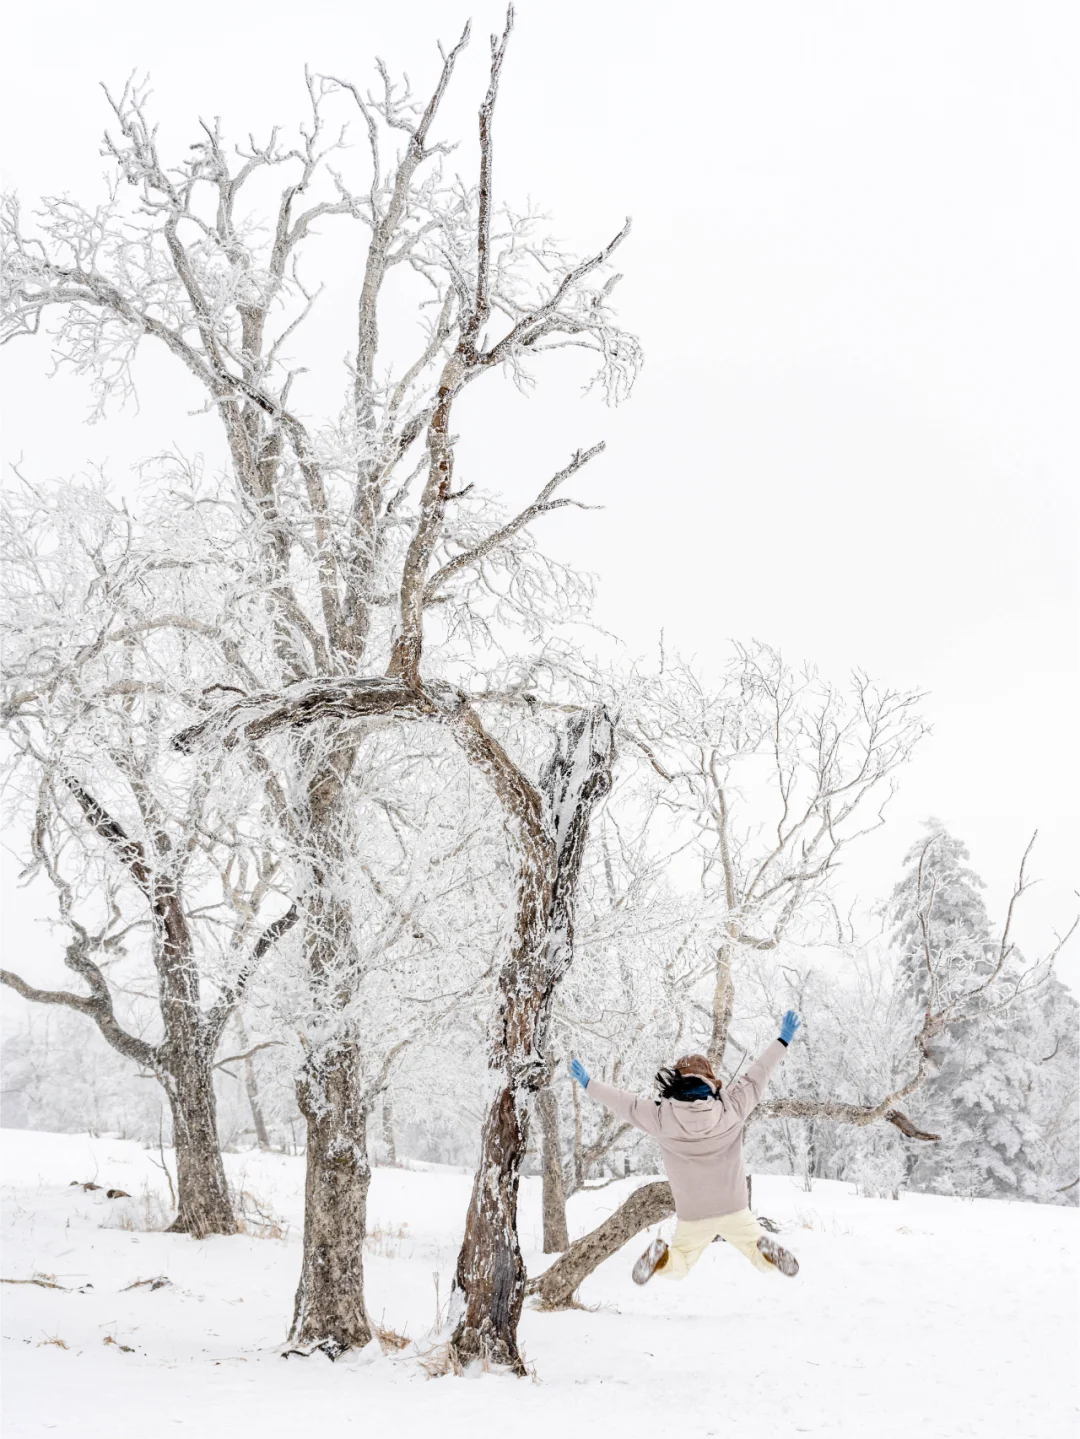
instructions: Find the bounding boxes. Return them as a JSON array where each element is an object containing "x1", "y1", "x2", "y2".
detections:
[{"x1": 625, "y1": 643, "x2": 928, "y2": 1073}]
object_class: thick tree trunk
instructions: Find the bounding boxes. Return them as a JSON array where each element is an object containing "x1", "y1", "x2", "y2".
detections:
[
  {"x1": 450, "y1": 709, "x2": 615, "y2": 1370},
  {"x1": 289, "y1": 1041, "x2": 373, "y2": 1356},
  {"x1": 526, "y1": 1181, "x2": 674, "y2": 1309},
  {"x1": 452, "y1": 1086, "x2": 530, "y2": 1370},
  {"x1": 537, "y1": 1086, "x2": 570, "y2": 1253},
  {"x1": 285, "y1": 741, "x2": 379, "y2": 1357},
  {"x1": 164, "y1": 1051, "x2": 237, "y2": 1237}
]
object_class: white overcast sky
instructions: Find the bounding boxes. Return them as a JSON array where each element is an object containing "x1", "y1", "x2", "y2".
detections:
[{"x1": 2, "y1": 0, "x2": 1077, "y2": 988}]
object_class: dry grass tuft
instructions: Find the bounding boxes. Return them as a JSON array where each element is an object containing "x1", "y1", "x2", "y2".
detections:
[
  {"x1": 235, "y1": 1188, "x2": 289, "y2": 1240},
  {"x1": 416, "y1": 1339, "x2": 464, "y2": 1378},
  {"x1": 375, "y1": 1322, "x2": 410, "y2": 1354},
  {"x1": 529, "y1": 1292, "x2": 593, "y2": 1313},
  {"x1": 365, "y1": 1220, "x2": 409, "y2": 1258}
]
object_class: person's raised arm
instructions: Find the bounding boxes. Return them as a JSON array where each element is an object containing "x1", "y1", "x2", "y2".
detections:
[
  {"x1": 570, "y1": 1057, "x2": 665, "y2": 1138},
  {"x1": 723, "y1": 1011, "x2": 801, "y2": 1123}
]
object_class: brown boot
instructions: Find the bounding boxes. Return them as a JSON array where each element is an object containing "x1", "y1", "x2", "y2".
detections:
[
  {"x1": 632, "y1": 1237, "x2": 669, "y2": 1285},
  {"x1": 757, "y1": 1235, "x2": 799, "y2": 1277}
]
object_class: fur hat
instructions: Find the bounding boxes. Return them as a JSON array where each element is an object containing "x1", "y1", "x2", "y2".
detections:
[{"x1": 673, "y1": 1053, "x2": 719, "y2": 1087}]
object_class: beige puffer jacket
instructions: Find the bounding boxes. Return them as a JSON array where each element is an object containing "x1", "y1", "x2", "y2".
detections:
[{"x1": 583, "y1": 1039, "x2": 787, "y2": 1220}]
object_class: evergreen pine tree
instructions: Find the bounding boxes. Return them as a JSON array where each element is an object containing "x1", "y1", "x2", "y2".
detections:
[{"x1": 887, "y1": 822, "x2": 1064, "y2": 1200}]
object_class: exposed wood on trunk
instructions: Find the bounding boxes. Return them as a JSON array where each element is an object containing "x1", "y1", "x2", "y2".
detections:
[
  {"x1": 571, "y1": 1075, "x2": 584, "y2": 1189},
  {"x1": 451, "y1": 1086, "x2": 529, "y2": 1368},
  {"x1": 283, "y1": 746, "x2": 381, "y2": 1352}
]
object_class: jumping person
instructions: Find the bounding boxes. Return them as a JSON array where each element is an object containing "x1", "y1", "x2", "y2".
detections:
[{"x1": 569, "y1": 1011, "x2": 802, "y2": 1285}]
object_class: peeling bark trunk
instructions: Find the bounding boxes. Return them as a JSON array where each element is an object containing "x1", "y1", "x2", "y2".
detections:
[
  {"x1": 452, "y1": 1086, "x2": 529, "y2": 1368},
  {"x1": 289, "y1": 1041, "x2": 372, "y2": 1355},
  {"x1": 450, "y1": 708, "x2": 615, "y2": 1371},
  {"x1": 526, "y1": 1181, "x2": 674, "y2": 1309},
  {"x1": 537, "y1": 1087, "x2": 570, "y2": 1253},
  {"x1": 163, "y1": 1049, "x2": 237, "y2": 1237}
]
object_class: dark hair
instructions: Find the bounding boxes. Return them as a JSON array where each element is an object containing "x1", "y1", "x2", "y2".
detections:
[{"x1": 655, "y1": 1067, "x2": 720, "y2": 1102}]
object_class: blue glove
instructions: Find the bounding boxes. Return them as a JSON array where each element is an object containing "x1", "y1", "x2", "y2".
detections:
[
  {"x1": 570, "y1": 1058, "x2": 590, "y2": 1089},
  {"x1": 779, "y1": 1010, "x2": 801, "y2": 1045}
]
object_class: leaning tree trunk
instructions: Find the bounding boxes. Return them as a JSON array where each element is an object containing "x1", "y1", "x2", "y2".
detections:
[
  {"x1": 537, "y1": 1086, "x2": 570, "y2": 1253},
  {"x1": 526, "y1": 1180, "x2": 674, "y2": 1309},
  {"x1": 163, "y1": 1041, "x2": 238, "y2": 1237},
  {"x1": 530, "y1": 1097, "x2": 942, "y2": 1306},
  {"x1": 450, "y1": 709, "x2": 616, "y2": 1371},
  {"x1": 289, "y1": 1037, "x2": 373, "y2": 1356}
]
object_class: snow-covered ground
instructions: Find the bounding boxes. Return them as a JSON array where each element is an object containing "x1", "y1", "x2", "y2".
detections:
[{"x1": 1, "y1": 1130, "x2": 1075, "y2": 1438}]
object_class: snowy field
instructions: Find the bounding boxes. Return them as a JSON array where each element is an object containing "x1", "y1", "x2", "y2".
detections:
[{"x1": 1, "y1": 1129, "x2": 1076, "y2": 1439}]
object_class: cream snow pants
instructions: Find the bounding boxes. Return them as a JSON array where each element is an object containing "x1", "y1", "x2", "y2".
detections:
[{"x1": 656, "y1": 1207, "x2": 776, "y2": 1280}]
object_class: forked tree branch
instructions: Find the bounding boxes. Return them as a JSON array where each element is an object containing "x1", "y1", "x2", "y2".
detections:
[
  {"x1": 423, "y1": 443, "x2": 604, "y2": 601},
  {"x1": 61, "y1": 776, "x2": 153, "y2": 896},
  {"x1": 1, "y1": 937, "x2": 158, "y2": 1072},
  {"x1": 205, "y1": 902, "x2": 301, "y2": 1046}
]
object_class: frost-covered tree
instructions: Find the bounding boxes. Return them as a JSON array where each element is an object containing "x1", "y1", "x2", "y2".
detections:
[
  {"x1": 2, "y1": 10, "x2": 638, "y2": 1367},
  {"x1": 1022, "y1": 977, "x2": 1079, "y2": 1204},
  {"x1": 888, "y1": 824, "x2": 1079, "y2": 1201},
  {"x1": 622, "y1": 643, "x2": 928, "y2": 1075},
  {"x1": 1, "y1": 478, "x2": 298, "y2": 1235},
  {"x1": 890, "y1": 823, "x2": 995, "y2": 1002}
]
